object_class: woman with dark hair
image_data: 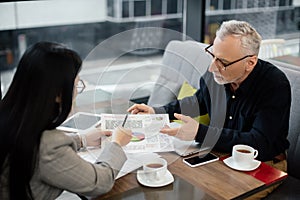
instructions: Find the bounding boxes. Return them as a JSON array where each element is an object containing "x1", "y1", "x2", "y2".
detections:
[{"x1": 0, "y1": 42, "x2": 132, "y2": 200}]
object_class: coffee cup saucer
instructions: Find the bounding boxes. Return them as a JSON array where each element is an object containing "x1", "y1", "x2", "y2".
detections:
[
  {"x1": 223, "y1": 156, "x2": 261, "y2": 171},
  {"x1": 137, "y1": 169, "x2": 174, "y2": 187}
]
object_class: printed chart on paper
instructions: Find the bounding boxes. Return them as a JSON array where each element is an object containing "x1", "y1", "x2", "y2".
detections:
[{"x1": 101, "y1": 114, "x2": 174, "y2": 153}]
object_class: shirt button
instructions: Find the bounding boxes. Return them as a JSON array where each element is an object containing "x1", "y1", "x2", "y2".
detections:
[
  {"x1": 229, "y1": 116, "x2": 233, "y2": 120},
  {"x1": 232, "y1": 95, "x2": 235, "y2": 99}
]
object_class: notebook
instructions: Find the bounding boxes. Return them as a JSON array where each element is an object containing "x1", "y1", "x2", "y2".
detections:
[
  {"x1": 169, "y1": 122, "x2": 210, "y2": 157},
  {"x1": 173, "y1": 137, "x2": 210, "y2": 157},
  {"x1": 245, "y1": 162, "x2": 288, "y2": 185}
]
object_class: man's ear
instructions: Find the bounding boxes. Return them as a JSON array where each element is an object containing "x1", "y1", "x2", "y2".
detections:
[{"x1": 246, "y1": 56, "x2": 258, "y2": 71}]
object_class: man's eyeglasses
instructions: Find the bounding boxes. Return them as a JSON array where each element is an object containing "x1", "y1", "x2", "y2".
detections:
[
  {"x1": 205, "y1": 44, "x2": 254, "y2": 70},
  {"x1": 76, "y1": 79, "x2": 86, "y2": 94}
]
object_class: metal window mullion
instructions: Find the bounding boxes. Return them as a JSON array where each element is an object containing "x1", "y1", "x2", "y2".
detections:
[
  {"x1": 162, "y1": 0, "x2": 167, "y2": 14},
  {"x1": 218, "y1": 0, "x2": 223, "y2": 10},
  {"x1": 129, "y1": 0, "x2": 134, "y2": 18}
]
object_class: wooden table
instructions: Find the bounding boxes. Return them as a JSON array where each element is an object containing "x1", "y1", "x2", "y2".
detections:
[
  {"x1": 98, "y1": 173, "x2": 215, "y2": 200},
  {"x1": 93, "y1": 152, "x2": 271, "y2": 200},
  {"x1": 74, "y1": 88, "x2": 287, "y2": 200}
]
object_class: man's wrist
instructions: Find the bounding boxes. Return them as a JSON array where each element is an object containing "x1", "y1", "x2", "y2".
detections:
[{"x1": 153, "y1": 106, "x2": 166, "y2": 114}]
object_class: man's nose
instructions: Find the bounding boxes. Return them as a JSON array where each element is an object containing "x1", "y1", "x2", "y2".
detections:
[{"x1": 208, "y1": 60, "x2": 218, "y2": 72}]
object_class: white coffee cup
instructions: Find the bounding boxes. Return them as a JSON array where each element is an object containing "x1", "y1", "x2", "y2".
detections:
[
  {"x1": 232, "y1": 144, "x2": 258, "y2": 167},
  {"x1": 143, "y1": 158, "x2": 167, "y2": 182}
]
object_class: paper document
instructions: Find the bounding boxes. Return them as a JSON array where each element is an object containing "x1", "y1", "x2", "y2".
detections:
[
  {"x1": 78, "y1": 147, "x2": 161, "y2": 179},
  {"x1": 101, "y1": 114, "x2": 174, "y2": 153}
]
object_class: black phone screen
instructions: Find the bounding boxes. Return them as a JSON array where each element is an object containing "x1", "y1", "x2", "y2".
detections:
[{"x1": 184, "y1": 153, "x2": 218, "y2": 166}]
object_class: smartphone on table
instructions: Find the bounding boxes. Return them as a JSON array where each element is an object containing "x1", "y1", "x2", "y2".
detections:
[{"x1": 183, "y1": 153, "x2": 219, "y2": 167}]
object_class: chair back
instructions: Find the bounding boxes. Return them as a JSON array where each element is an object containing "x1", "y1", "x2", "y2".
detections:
[
  {"x1": 147, "y1": 40, "x2": 212, "y2": 106},
  {"x1": 276, "y1": 65, "x2": 300, "y2": 179}
]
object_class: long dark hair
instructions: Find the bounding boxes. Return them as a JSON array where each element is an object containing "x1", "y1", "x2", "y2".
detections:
[{"x1": 0, "y1": 42, "x2": 82, "y2": 199}]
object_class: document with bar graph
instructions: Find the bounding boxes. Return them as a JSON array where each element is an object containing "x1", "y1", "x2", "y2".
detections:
[{"x1": 100, "y1": 114, "x2": 174, "y2": 153}]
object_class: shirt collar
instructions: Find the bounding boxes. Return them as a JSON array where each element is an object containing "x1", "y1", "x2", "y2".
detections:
[{"x1": 224, "y1": 59, "x2": 261, "y2": 94}]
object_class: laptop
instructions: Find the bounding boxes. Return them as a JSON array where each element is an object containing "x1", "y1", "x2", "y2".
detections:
[
  {"x1": 169, "y1": 122, "x2": 210, "y2": 156},
  {"x1": 173, "y1": 137, "x2": 210, "y2": 157}
]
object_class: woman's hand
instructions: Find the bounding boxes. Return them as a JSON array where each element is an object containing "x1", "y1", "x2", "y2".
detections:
[
  {"x1": 111, "y1": 127, "x2": 132, "y2": 146},
  {"x1": 80, "y1": 127, "x2": 112, "y2": 147}
]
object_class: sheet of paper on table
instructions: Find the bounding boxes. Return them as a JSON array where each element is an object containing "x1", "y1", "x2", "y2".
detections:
[
  {"x1": 78, "y1": 147, "x2": 161, "y2": 179},
  {"x1": 100, "y1": 114, "x2": 174, "y2": 153}
]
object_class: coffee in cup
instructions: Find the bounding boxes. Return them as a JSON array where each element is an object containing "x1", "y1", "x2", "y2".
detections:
[
  {"x1": 232, "y1": 144, "x2": 258, "y2": 167},
  {"x1": 237, "y1": 149, "x2": 251, "y2": 154},
  {"x1": 143, "y1": 158, "x2": 167, "y2": 182},
  {"x1": 146, "y1": 163, "x2": 164, "y2": 168}
]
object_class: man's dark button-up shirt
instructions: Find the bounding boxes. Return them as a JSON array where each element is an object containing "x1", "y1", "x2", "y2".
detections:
[{"x1": 155, "y1": 59, "x2": 291, "y2": 161}]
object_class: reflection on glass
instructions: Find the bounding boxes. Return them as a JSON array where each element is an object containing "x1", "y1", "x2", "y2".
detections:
[
  {"x1": 107, "y1": 0, "x2": 114, "y2": 17},
  {"x1": 223, "y1": 0, "x2": 231, "y2": 10},
  {"x1": 279, "y1": 0, "x2": 286, "y2": 6},
  {"x1": 151, "y1": 0, "x2": 162, "y2": 15},
  {"x1": 106, "y1": 174, "x2": 215, "y2": 200},
  {"x1": 236, "y1": 0, "x2": 243, "y2": 9},
  {"x1": 247, "y1": 0, "x2": 254, "y2": 8},
  {"x1": 258, "y1": 0, "x2": 266, "y2": 7},
  {"x1": 210, "y1": 0, "x2": 218, "y2": 10},
  {"x1": 134, "y1": 1, "x2": 146, "y2": 17},
  {"x1": 167, "y1": 0, "x2": 177, "y2": 14},
  {"x1": 123, "y1": 1, "x2": 129, "y2": 18}
]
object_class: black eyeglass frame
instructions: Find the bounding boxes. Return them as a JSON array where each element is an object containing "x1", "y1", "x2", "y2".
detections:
[
  {"x1": 76, "y1": 79, "x2": 86, "y2": 94},
  {"x1": 205, "y1": 44, "x2": 255, "y2": 69}
]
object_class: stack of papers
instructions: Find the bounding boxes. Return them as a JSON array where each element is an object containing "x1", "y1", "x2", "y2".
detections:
[{"x1": 78, "y1": 147, "x2": 161, "y2": 179}]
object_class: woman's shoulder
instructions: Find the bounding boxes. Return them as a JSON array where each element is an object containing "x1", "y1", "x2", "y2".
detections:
[
  {"x1": 42, "y1": 129, "x2": 70, "y2": 141},
  {"x1": 40, "y1": 129, "x2": 77, "y2": 153}
]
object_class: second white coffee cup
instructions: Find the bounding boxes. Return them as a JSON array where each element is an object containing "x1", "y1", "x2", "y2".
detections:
[
  {"x1": 143, "y1": 157, "x2": 167, "y2": 182},
  {"x1": 232, "y1": 144, "x2": 258, "y2": 167}
]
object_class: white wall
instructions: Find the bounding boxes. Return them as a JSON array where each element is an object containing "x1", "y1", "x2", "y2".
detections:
[
  {"x1": 0, "y1": 0, "x2": 107, "y2": 30},
  {"x1": 294, "y1": 0, "x2": 300, "y2": 6},
  {"x1": 0, "y1": 3, "x2": 17, "y2": 30}
]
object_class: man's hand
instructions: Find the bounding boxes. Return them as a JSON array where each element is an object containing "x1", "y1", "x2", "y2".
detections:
[
  {"x1": 127, "y1": 103, "x2": 155, "y2": 114},
  {"x1": 160, "y1": 113, "x2": 199, "y2": 141}
]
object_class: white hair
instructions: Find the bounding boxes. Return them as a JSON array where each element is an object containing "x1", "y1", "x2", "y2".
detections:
[{"x1": 216, "y1": 20, "x2": 262, "y2": 55}]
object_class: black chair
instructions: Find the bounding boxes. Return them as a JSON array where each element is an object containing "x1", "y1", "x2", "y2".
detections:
[{"x1": 264, "y1": 65, "x2": 300, "y2": 199}]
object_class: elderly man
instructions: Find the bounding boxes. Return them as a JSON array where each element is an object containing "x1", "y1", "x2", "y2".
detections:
[{"x1": 128, "y1": 20, "x2": 290, "y2": 199}]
